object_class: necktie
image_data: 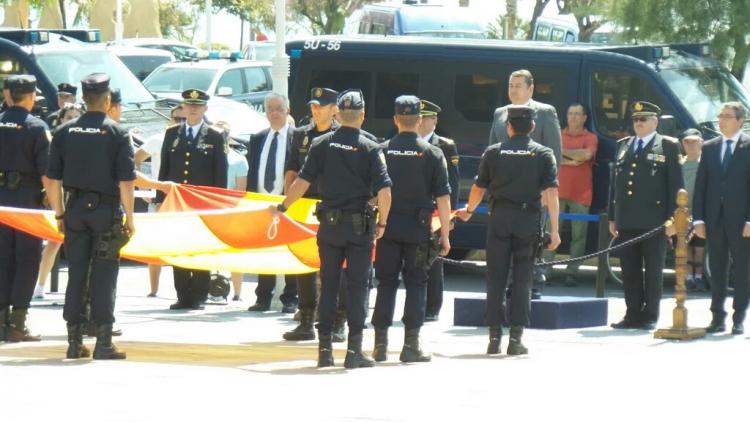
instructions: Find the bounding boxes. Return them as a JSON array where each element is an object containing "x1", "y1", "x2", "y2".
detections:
[
  {"x1": 722, "y1": 139, "x2": 733, "y2": 173},
  {"x1": 634, "y1": 138, "x2": 644, "y2": 155},
  {"x1": 187, "y1": 126, "x2": 194, "y2": 142},
  {"x1": 264, "y1": 131, "x2": 279, "y2": 193}
]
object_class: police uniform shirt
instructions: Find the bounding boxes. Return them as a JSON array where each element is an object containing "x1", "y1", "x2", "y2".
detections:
[
  {"x1": 0, "y1": 106, "x2": 50, "y2": 191},
  {"x1": 298, "y1": 126, "x2": 391, "y2": 210},
  {"x1": 47, "y1": 112, "x2": 135, "y2": 196},
  {"x1": 476, "y1": 135, "x2": 558, "y2": 207},
  {"x1": 157, "y1": 122, "x2": 228, "y2": 192},
  {"x1": 286, "y1": 120, "x2": 339, "y2": 198},
  {"x1": 424, "y1": 131, "x2": 460, "y2": 208}
]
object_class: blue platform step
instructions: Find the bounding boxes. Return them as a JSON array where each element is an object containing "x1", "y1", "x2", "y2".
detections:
[{"x1": 453, "y1": 296, "x2": 608, "y2": 329}]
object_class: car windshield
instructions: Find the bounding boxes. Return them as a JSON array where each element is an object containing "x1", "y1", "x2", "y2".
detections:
[
  {"x1": 35, "y1": 49, "x2": 155, "y2": 106},
  {"x1": 143, "y1": 67, "x2": 215, "y2": 93},
  {"x1": 660, "y1": 66, "x2": 750, "y2": 131}
]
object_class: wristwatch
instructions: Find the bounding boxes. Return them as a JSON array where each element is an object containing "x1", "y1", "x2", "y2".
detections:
[
  {"x1": 276, "y1": 203, "x2": 287, "y2": 213},
  {"x1": 54, "y1": 213, "x2": 64, "y2": 220}
]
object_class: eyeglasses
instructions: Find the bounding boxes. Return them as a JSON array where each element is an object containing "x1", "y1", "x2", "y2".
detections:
[
  {"x1": 632, "y1": 116, "x2": 650, "y2": 122},
  {"x1": 717, "y1": 113, "x2": 738, "y2": 120}
]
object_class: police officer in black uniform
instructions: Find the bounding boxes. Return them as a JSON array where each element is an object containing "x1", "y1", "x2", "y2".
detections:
[
  {"x1": 45, "y1": 83, "x2": 78, "y2": 129},
  {"x1": 157, "y1": 89, "x2": 228, "y2": 310},
  {"x1": 417, "y1": 99, "x2": 460, "y2": 322},
  {"x1": 0, "y1": 75, "x2": 50, "y2": 343},
  {"x1": 458, "y1": 106, "x2": 561, "y2": 355},
  {"x1": 371, "y1": 95, "x2": 452, "y2": 363},
  {"x1": 609, "y1": 101, "x2": 682, "y2": 330},
  {"x1": 46, "y1": 73, "x2": 135, "y2": 359},
  {"x1": 271, "y1": 90, "x2": 392, "y2": 369},
  {"x1": 283, "y1": 87, "x2": 349, "y2": 342}
]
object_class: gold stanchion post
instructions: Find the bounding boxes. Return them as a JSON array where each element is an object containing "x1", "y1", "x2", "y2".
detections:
[{"x1": 654, "y1": 189, "x2": 706, "y2": 340}]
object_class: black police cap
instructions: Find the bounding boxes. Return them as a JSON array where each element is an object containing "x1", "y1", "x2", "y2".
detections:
[
  {"x1": 81, "y1": 73, "x2": 110, "y2": 94},
  {"x1": 182, "y1": 88, "x2": 209, "y2": 105},
  {"x1": 308, "y1": 87, "x2": 338, "y2": 106},
  {"x1": 110, "y1": 88, "x2": 122, "y2": 105},
  {"x1": 6, "y1": 75, "x2": 37, "y2": 94},
  {"x1": 507, "y1": 105, "x2": 535, "y2": 120},
  {"x1": 631, "y1": 101, "x2": 661, "y2": 117},
  {"x1": 420, "y1": 99, "x2": 441, "y2": 117},
  {"x1": 337, "y1": 89, "x2": 365, "y2": 110},
  {"x1": 57, "y1": 83, "x2": 77, "y2": 96},
  {"x1": 394, "y1": 95, "x2": 420, "y2": 116}
]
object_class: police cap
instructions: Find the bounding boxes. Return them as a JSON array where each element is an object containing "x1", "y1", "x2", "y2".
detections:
[
  {"x1": 337, "y1": 89, "x2": 364, "y2": 110},
  {"x1": 631, "y1": 101, "x2": 661, "y2": 117},
  {"x1": 420, "y1": 99, "x2": 441, "y2": 117},
  {"x1": 395, "y1": 95, "x2": 420, "y2": 116},
  {"x1": 507, "y1": 105, "x2": 535, "y2": 120},
  {"x1": 308, "y1": 87, "x2": 338, "y2": 106},
  {"x1": 6, "y1": 75, "x2": 37, "y2": 94},
  {"x1": 110, "y1": 88, "x2": 122, "y2": 105},
  {"x1": 57, "y1": 83, "x2": 77, "y2": 96},
  {"x1": 81, "y1": 73, "x2": 110, "y2": 94},
  {"x1": 182, "y1": 88, "x2": 209, "y2": 105}
]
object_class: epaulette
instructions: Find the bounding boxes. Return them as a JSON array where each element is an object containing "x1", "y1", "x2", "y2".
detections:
[
  {"x1": 616, "y1": 136, "x2": 630, "y2": 144},
  {"x1": 208, "y1": 124, "x2": 224, "y2": 133},
  {"x1": 438, "y1": 136, "x2": 455, "y2": 145},
  {"x1": 165, "y1": 123, "x2": 180, "y2": 132},
  {"x1": 662, "y1": 135, "x2": 678, "y2": 144}
]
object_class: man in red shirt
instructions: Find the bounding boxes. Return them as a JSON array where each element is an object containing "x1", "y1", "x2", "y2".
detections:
[{"x1": 550, "y1": 104, "x2": 598, "y2": 286}]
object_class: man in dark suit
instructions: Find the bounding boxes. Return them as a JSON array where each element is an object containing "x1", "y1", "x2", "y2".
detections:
[
  {"x1": 693, "y1": 102, "x2": 750, "y2": 335},
  {"x1": 158, "y1": 89, "x2": 228, "y2": 310},
  {"x1": 246, "y1": 93, "x2": 298, "y2": 313},
  {"x1": 488, "y1": 69, "x2": 561, "y2": 166},
  {"x1": 608, "y1": 101, "x2": 682, "y2": 330}
]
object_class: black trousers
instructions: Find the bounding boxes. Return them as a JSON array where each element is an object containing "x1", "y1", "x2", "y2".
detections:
[
  {"x1": 316, "y1": 223, "x2": 373, "y2": 336},
  {"x1": 62, "y1": 198, "x2": 120, "y2": 325},
  {"x1": 706, "y1": 215, "x2": 750, "y2": 323},
  {"x1": 254, "y1": 274, "x2": 298, "y2": 306},
  {"x1": 173, "y1": 268, "x2": 210, "y2": 306},
  {"x1": 618, "y1": 229, "x2": 667, "y2": 323},
  {"x1": 425, "y1": 259, "x2": 443, "y2": 316},
  {"x1": 486, "y1": 208, "x2": 536, "y2": 327},
  {"x1": 297, "y1": 272, "x2": 347, "y2": 313},
  {"x1": 372, "y1": 238, "x2": 429, "y2": 330},
  {"x1": 0, "y1": 188, "x2": 42, "y2": 310}
]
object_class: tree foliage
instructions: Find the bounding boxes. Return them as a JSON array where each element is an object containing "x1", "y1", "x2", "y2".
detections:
[
  {"x1": 159, "y1": 0, "x2": 197, "y2": 41},
  {"x1": 526, "y1": 0, "x2": 552, "y2": 40},
  {"x1": 611, "y1": 0, "x2": 750, "y2": 78},
  {"x1": 556, "y1": 0, "x2": 612, "y2": 42},
  {"x1": 291, "y1": 0, "x2": 374, "y2": 35},
  {"x1": 203, "y1": 0, "x2": 274, "y2": 28}
]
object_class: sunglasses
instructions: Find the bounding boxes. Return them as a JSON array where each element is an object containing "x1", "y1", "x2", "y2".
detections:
[{"x1": 632, "y1": 116, "x2": 650, "y2": 122}]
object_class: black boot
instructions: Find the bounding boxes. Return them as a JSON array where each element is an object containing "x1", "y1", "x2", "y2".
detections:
[
  {"x1": 86, "y1": 321, "x2": 122, "y2": 337},
  {"x1": 507, "y1": 326, "x2": 528, "y2": 355},
  {"x1": 317, "y1": 332, "x2": 334, "y2": 367},
  {"x1": 372, "y1": 328, "x2": 388, "y2": 362},
  {"x1": 7, "y1": 308, "x2": 41, "y2": 342},
  {"x1": 400, "y1": 328, "x2": 431, "y2": 363},
  {"x1": 344, "y1": 333, "x2": 374, "y2": 369},
  {"x1": 332, "y1": 310, "x2": 347, "y2": 343},
  {"x1": 0, "y1": 307, "x2": 9, "y2": 342},
  {"x1": 93, "y1": 324, "x2": 127, "y2": 360},
  {"x1": 487, "y1": 326, "x2": 502, "y2": 355},
  {"x1": 283, "y1": 309, "x2": 316, "y2": 341},
  {"x1": 66, "y1": 323, "x2": 90, "y2": 359}
]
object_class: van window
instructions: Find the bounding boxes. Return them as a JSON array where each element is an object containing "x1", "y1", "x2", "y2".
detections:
[
  {"x1": 592, "y1": 69, "x2": 675, "y2": 139},
  {"x1": 243, "y1": 67, "x2": 270, "y2": 92},
  {"x1": 217, "y1": 69, "x2": 244, "y2": 95},
  {"x1": 535, "y1": 25, "x2": 551, "y2": 41},
  {"x1": 551, "y1": 28, "x2": 565, "y2": 42},
  {"x1": 454, "y1": 73, "x2": 501, "y2": 122},
  {"x1": 375, "y1": 72, "x2": 419, "y2": 118},
  {"x1": 309, "y1": 69, "x2": 371, "y2": 107},
  {"x1": 358, "y1": 21, "x2": 371, "y2": 34},
  {"x1": 565, "y1": 32, "x2": 576, "y2": 43}
]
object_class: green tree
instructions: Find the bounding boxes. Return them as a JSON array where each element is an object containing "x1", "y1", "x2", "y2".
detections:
[
  {"x1": 204, "y1": 0, "x2": 274, "y2": 28},
  {"x1": 611, "y1": 0, "x2": 750, "y2": 79},
  {"x1": 526, "y1": 0, "x2": 552, "y2": 40},
  {"x1": 556, "y1": 0, "x2": 612, "y2": 42},
  {"x1": 160, "y1": 0, "x2": 197, "y2": 41},
  {"x1": 292, "y1": 0, "x2": 375, "y2": 35}
]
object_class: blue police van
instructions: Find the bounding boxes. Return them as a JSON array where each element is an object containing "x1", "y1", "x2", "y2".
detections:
[{"x1": 287, "y1": 36, "x2": 750, "y2": 255}]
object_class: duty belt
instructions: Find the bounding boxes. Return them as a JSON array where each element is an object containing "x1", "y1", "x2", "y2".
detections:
[
  {"x1": 490, "y1": 197, "x2": 540, "y2": 212},
  {"x1": 66, "y1": 188, "x2": 119, "y2": 205}
]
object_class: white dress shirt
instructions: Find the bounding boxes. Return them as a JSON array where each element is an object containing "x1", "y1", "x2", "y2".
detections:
[
  {"x1": 420, "y1": 131, "x2": 435, "y2": 144},
  {"x1": 632, "y1": 131, "x2": 656, "y2": 152},
  {"x1": 186, "y1": 122, "x2": 203, "y2": 140},
  {"x1": 720, "y1": 131, "x2": 741, "y2": 158},
  {"x1": 257, "y1": 124, "x2": 288, "y2": 195}
]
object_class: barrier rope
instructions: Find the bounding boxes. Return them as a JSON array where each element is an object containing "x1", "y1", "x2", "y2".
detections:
[
  {"x1": 439, "y1": 223, "x2": 667, "y2": 270},
  {"x1": 267, "y1": 216, "x2": 280, "y2": 240}
]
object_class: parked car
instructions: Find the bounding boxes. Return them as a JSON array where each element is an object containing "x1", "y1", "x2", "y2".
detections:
[
  {"x1": 117, "y1": 38, "x2": 204, "y2": 61},
  {"x1": 143, "y1": 58, "x2": 272, "y2": 112},
  {"x1": 108, "y1": 45, "x2": 175, "y2": 81},
  {"x1": 345, "y1": 1, "x2": 485, "y2": 38},
  {"x1": 243, "y1": 41, "x2": 276, "y2": 61}
]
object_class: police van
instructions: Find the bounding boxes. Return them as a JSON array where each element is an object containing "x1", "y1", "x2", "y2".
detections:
[{"x1": 286, "y1": 35, "x2": 750, "y2": 252}]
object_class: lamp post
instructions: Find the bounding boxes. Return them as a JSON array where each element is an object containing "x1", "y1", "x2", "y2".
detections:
[
  {"x1": 115, "y1": 0, "x2": 123, "y2": 43},
  {"x1": 271, "y1": 0, "x2": 290, "y2": 98}
]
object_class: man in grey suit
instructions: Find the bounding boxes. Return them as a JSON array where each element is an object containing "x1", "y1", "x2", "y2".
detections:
[
  {"x1": 488, "y1": 69, "x2": 562, "y2": 166},
  {"x1": 693, "y1": 102, "x2": 750, "y2": 335}
]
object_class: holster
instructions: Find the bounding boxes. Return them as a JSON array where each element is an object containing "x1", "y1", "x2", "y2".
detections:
[
  {"x1": 0, "y1": 171, "x2": 21, "y2": 190},
  {"x1": 534, "y1": 213, "x2": 551, "y2": 259},
  {"x1": 94, "y1": 218, "x2": 131, "y2": 261},
  {"x1": 414, "y1": 232, "x2": 441, "y2": 272}
]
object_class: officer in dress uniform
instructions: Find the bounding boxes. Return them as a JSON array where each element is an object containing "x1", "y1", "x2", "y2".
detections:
[
  {"x1": 157, "y1": 89, "x2": 228, "y2": 310},
  {"x1": 45, "y1": 83, "x2": 78, "y2": 129},
  {"x1": 609, "y1": 101, "x2": 682, "y2": 330},
  {"x1": 371, "y1": 95, "x2": 452, "y2": 363},
  {"x1": 458, "y1": 106, "x2": 561, "y2": 355},
  {"x1": 271, "y1": 90, "x2": 392, "y2": 369},
  {"x1": 417, "y1": 99, "x2": 460, "y2": 321},
  {"x1": 0, "y1": 75, "x2": 50, "y2": 343},
  {"x1": 46, "y1": 73, "x2": 135, "y2": 359},
  {"x1": 283, "y1": 87, "x2": 349, "y2": 342}
]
